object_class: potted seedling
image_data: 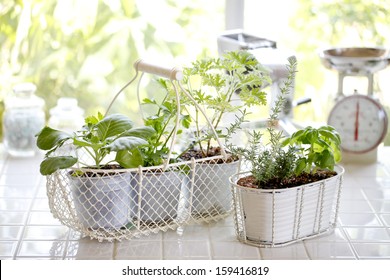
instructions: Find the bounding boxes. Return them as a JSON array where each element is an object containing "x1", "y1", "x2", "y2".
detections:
[
  {"x1": 36, "y1": 112, "x2": 155, "y2": 229},
  {"x1": 228, "y1": 57, "x2": 344, "y2": 247},
  {"x1": 127, "y1": 81, "x2": 191, "y2": 225},
  {"x1": 177, "y1": 50, "x2": 272, "y2": 218}
]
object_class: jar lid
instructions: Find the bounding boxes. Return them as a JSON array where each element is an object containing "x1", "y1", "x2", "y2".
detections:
[
  {"x1": 50, "y1": 97, "x2": 84, "y2": 116},
  {"x1": 13, "y1": 82, "x2": 37, "y2": 94},
  {"x1": 5, "y1": 83, "x2": 44, "y2": 109}
]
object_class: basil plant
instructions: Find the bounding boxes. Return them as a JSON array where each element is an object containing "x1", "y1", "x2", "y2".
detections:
[{"x1": 36, "y1": 113, "x2": 155, "y2": 175}]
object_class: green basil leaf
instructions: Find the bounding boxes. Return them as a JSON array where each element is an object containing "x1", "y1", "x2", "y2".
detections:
[
  {"x1": 319, "y1": 150, "x2": 335, "y2": 170},
  {"x1": 115, "y1": 149, "x2": 144, "y2": 168},
  {"x1": 122, "y1": 126, "x2": 156, "y2": 139},
  {"x1": 104, "y1": 136, "x2": 148, "y2": 152},
  {"x1": 36, "y1": 127, "x2": 72, "y2": 150},
  {"x1": 95, "y1": 114, "x2": 134, "y2": 140},
  {"x1": 40, "y1": 156, "x2": 77, "y2": 175}
]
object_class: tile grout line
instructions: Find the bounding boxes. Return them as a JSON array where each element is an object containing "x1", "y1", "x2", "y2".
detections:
[
  {"x1": 257, "y1": 246, "x2": 264, "y2": 260},
  {"x1": 206, "y1": 222, "x2": 216, "y2": 260},
  {"x1": 161, "y1": 230, "x2": 165, "y2": 260},
  {"x1": 12, "y1": 170, "x2": 45, "y2": 259},
  {"x1": 356, "y1": 175, "x2": 390, "y2": 241},
  {"x1": 339, "y1": 226, "x2": 359, "y2": 260},
  {"x1": 302, "y1": 240, "x2": 312, "y2": 260},
  {"x1": 113, "y1": 240, "x2": 118, "y2": 260},
  {"x1": 62, "y1": 229, "x2": 73, "y2": 260}
]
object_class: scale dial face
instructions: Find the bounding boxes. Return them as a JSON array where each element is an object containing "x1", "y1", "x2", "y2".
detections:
[{"x1": 328, "y1": 94, "x2": 388, "y2": 154}]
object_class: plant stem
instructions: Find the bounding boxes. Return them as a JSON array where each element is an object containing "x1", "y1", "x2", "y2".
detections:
[
  {"x1": 82, "y1": 146, "x2": 99, "y2": 167},
  {"x1": 207, "y1": 80, "x2": 237, "y2": 154}
]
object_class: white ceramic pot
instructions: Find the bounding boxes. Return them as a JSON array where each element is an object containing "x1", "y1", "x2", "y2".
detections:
[
  {"x1": 70, "y1": 172, "x2": 132, "y2": 229},
  {"x1": 129, "y1": 171, "x2": 182, "y2": 223},
  {"x1": 230, "y1": 166, "x2": 344, "y2": 246},
  {"x1": 187, "y1": 160, "x2": 239, "y2": 217}
]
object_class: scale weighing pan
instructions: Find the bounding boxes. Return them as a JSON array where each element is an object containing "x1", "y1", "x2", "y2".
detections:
[{"x1": 319, "y1": 47, "x2": 390, "y2": 74}]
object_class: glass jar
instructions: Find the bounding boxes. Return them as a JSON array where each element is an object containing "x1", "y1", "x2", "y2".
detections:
[
  {"x1": 2, "y1": 83, "x2": 46, "y2": 157},
  {"x1": 48, "y1": 97, "x2": 84, "y2": 133}
]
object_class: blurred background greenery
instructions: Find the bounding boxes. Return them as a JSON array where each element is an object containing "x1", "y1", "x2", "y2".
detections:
[
  {"x1": 0, "y1": 0, "x2": 224, "y2": 127},
  {"x1": 1, "y1": 0, "x2": 389, "y2": 143}
]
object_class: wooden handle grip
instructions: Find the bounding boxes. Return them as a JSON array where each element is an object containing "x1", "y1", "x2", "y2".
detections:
[{"x1": 134, "y1": 59, "x2": 183, "y2": 81}]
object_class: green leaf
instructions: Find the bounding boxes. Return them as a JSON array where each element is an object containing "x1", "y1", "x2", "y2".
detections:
[
  {"x1": 36, "y1": 127, "x2": 72, "y2": 150},
  {"x1": 281, "y1": 137, "x2": 291, "y2": 147},
  {"x1": 319, "y1": 127, "x2": 341, "y2": 145},
  {"x1": 289, "y1": 129, "x2": 305, "y2": 143},
  {"x1": 161, "y1": 101, "x2": 176, "y2": 114},
  {"x1": 306, "y1": 129, "x2": 319, "y2": 143},
  {"x1": 73, "y1": 138, "x2": 103, "y2": 151},
  {"x1": 319, "y1": 150, "x2": 335, "y2": 170},
  {"x1": 122, "y1": 126, "x2": 156, "y2": 139},
  {"x1": 85, "y1": 115, "x2": 99, "y2": 125},
  {"x1": 145, "y1": 115, "x2": 165, "y2": 133},
  {"x1": 295, "y1": 157, "x2": 307, "y2": 175},
  {"x1": 95, "y1": 114, "x2": 134, "y2": 140},
  {"x1": 313, "y1": 139, "x2": 329, "y2": 153},
  {"x1": 103, "y1": 136, "x2": 148, "y2": 152},
  {"x1": 142, "y1": 98, "x2": 157, "y2": 105},
  {"x1": 333, "y1": 146, "x2": 342, "y2": 163},
  {"x1": 40, "y1": 156, "x2": 78, "y2": 175},
  {"x1": 115, "y1": 148, "x2": 143, "y2": 168},
  {"x1": 180, "y1": 114, "x2": 191, "y2": 129}
]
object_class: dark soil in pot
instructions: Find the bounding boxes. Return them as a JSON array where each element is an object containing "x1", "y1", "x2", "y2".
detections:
[
  {"x1": 69, "y1": 164, "x2": 125, "y2": 177},
  {"x1": 180, "y1": 146, "x2": 238, "y2": 164},
  {"x1": 237, "y1": 169, "x2": 337, "y2": 189}
]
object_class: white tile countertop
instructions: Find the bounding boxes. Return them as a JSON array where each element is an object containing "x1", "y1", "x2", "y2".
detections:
[{"x1": 1, "y1": 145, "x2": 390, "y2": 260}]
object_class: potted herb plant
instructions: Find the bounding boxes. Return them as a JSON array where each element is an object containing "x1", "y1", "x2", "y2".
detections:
[
  {"x1": 127, "y1": 81, "x2": 191, "y2": 225},
  {"x1": 177, "y1": 50, "x2": 272, "y2": 218},
  {"x1": 228, "y1": 57, "x2": 344, "y2": 247},
  {"x1": 36, "y1": 112, "x2": 155, "y2": 229}
]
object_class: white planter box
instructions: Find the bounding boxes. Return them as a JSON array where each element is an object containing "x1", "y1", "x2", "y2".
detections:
[{"x1": 230, "y1": 166, "x2": 344, "y2": 247}]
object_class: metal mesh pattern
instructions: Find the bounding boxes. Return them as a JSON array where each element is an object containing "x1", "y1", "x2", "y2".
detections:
[
  {"x1": 44, "y1": 60, "x2": 241, "y2": 241},
  {"x1": 230, "y1": 165, "x2": 344, "y2": 247},
  {"x1": 46, "y1": 157, "x2": 240, "y2": 241}
]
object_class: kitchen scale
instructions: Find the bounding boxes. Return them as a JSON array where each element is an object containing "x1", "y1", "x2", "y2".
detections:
[{"x1": 320, "y1": 47, "x2": 390, "y2": 163}]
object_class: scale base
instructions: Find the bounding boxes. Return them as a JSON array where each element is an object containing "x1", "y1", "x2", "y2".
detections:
[{"x1": 340, "y1": 149, "x2": 378, "y2": 164}]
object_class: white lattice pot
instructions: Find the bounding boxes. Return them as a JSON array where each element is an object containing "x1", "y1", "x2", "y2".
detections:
[
  {"x1": 69, "y1": 172, "x2": 132, "y2": 229},
  {"x1": 129, "y1": 170, "x2": 182, "y2": 223},
  {"x1": 189, "y1": 160, "x2": 239, "y2": 217},
  {"x1": 230, "y1": 165, "x2": 344, "y2": 247}
]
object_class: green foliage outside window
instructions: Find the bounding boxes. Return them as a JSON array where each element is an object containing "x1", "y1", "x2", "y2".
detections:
[
  {"x1": 287, "y1": 0, "x2": 390, "y2": 144},
  {"x1": 1, "y1": 0, "x2": 390, "y2": 144},
  {"x1": 288, "y1": 0, "x2": 390, "y2": 121},
  {"x1": 0, "y1": 0, "x2": 224, "y2": 140}
]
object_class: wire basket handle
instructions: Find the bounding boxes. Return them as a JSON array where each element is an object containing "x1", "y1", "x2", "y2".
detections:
[
  {"x1": 106, "y1": 59, "x2": 183, "y2": 115},
  {"x1": 105, "y1": 59, "x2": 228, "y2": 169},
  {"x1": 134, "y1": 59, "x2": 227, "y2": 160},
  {"x1": 135, "y1": 59, "x2": 183, "y2": 81}
]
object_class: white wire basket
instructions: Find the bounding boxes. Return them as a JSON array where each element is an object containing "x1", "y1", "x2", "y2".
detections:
[
  {"x1": 230, "y1": 165, "x2": 344, "y2": 247},
  {"x1": 45, "y1": 60, "x2": 240, "y2": 241}
]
